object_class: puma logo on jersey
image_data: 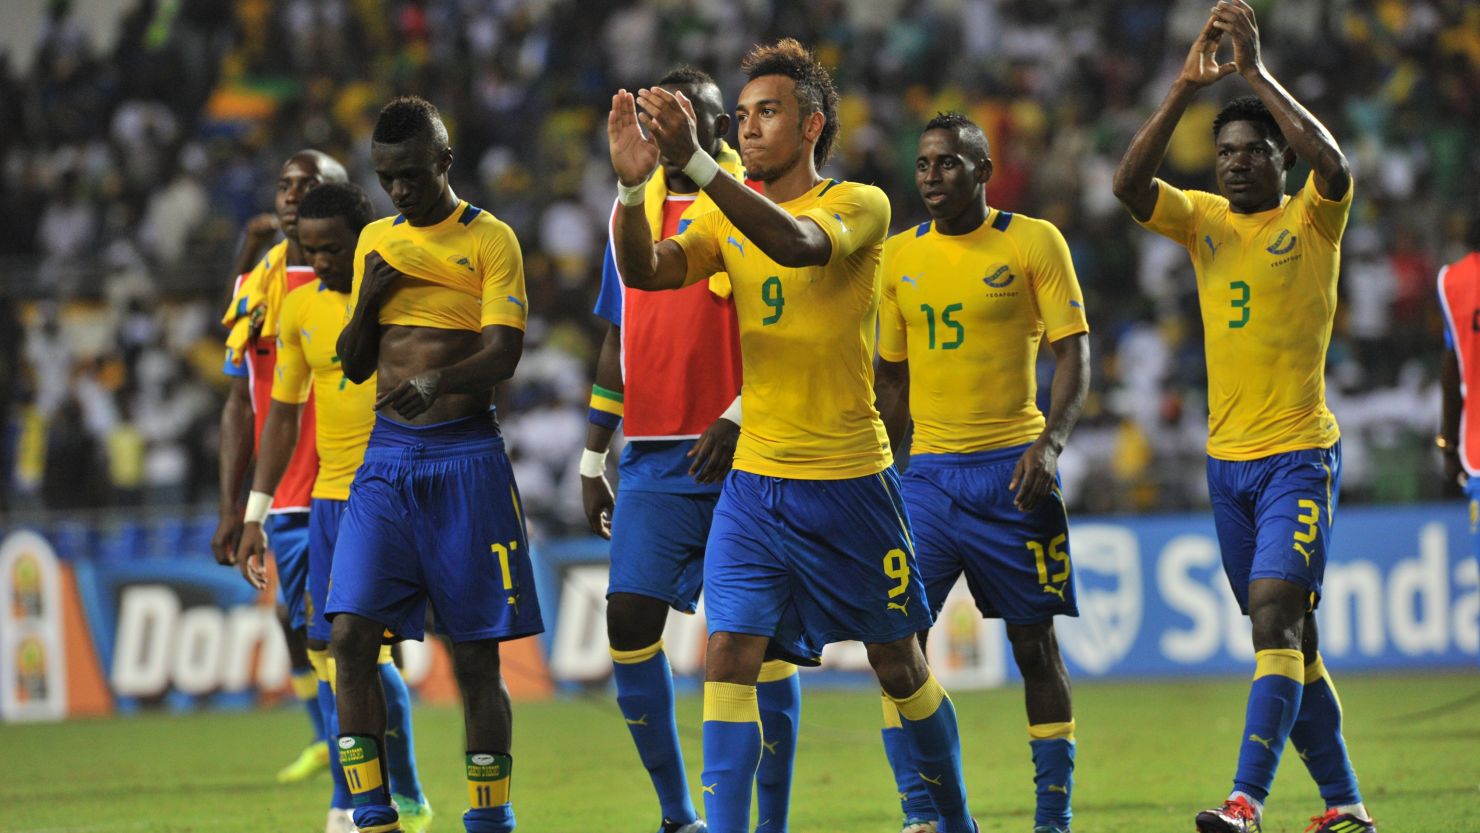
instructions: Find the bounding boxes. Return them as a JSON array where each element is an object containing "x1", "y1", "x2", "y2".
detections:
[
  {"x1": 887, "y1": 598, "x2": 911, "y2": 616},
  {"x1": 1205, "y1": 235, "x2": 1222, "y2": 260},
  {"x1": 625, "y1": 715, "x2": 648, "y2": 727},
  {"x1": 301, "y1": 326, "x2": 317, "y2": 343},
  {"x1": 727, "y1": 235, "x2": 746, "y2": 256},
  {"x1": 1043, "y1": 584, "x2": 1067, "y2": 602},
  {"x1": 834, "y1": 213, "x2": 850, "y2": 234},
  {"x1": 901, "y1": 273, "x2": 921, "y2": 288},
  {"x1": 1248, "y1": 733, "x2": 1274, "y2": 750}
]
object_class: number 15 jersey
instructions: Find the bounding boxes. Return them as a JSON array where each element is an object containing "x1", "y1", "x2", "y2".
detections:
[{"x1": 1136, "y1": 172, "x2": 1352, "y2": 460}]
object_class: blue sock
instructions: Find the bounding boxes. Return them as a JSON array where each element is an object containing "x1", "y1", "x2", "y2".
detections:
[
  {"x1": 755, "y1": 662, "x2": 801, "y2": 833},
  {"x1": 318, "y1": 679, "x2": 353, "y2": 810},
  {"x1": 379, "y1": 658, "x2": 426, "y2": 804},
  {"x1": 880, "y1": 695, "x2": 936, "y2": 822},
  {"x1": 1233, "y1": 649, "x2": 1305, "y2": 802},
  {"x1": 1028, "y1": 721, "x2": 1076, "y2": 829},
  {"x1": 701, "y1": 682, "x2": 762, "y2": 833},
  {"x1": 611, "y1": 641, "x2": 696, "y2": 825},
  {"x1": 339, "y1": 734, "x2": 398, "y2": 830},
  {"x1": 1288, "y1": 655, "x2": 1362, "y2": 807},
  {"x1": 464, "y1": 804, "x2": 516, "y2": 833},
  {"x1": 892, "y1": 675, "x2": 973, "y2": 833},
  {"x1": 292, "y1": 668, "x2": 327, "y2": 741}
]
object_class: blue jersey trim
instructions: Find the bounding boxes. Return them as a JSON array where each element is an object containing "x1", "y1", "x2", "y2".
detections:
[
  {"x1": 594, "y1": 241, "x2": 623, "y2": 325},
  {"x1": 915, "y1": 221, "x2": 931, "y2": 237},
  {"x1": 991, "y1": 210, "x2": 1014, "y2": 232},
  {"x1": 818, "y1": 179, "x2": 840, "y2": 197},
  {"x1": 392, "y1": 215, "x2": 406, "y2": 225},
  {"x1": 459, "y1": 204, "x2": 484, "y2": 225}
]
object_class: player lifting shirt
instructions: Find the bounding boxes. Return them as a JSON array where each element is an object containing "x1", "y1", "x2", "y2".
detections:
[
  {"x1": 329, "y1": 96, "x2": 542, "y2": 833},
  {"x1": 607, "y1": 39, "x2": 978, "y2": 833},
  {"x1": 1114, "y1": 3, "x2": 1371, "y2": 832}
]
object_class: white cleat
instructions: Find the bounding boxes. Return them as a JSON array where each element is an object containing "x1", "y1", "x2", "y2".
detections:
[
  {"x1": 325, "y1": 807, "x2": 358, "y2": 833},
  {"x1": 901, "y1": 820, "x2": 938, "y2": 833}
]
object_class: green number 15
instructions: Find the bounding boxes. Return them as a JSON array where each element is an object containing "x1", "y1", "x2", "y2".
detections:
[{"x1": 761, "y1": 276, "x2": 785, "y2": 325}]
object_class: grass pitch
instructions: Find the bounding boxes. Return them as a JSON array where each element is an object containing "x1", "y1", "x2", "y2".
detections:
[{"x1": 3, "y1": 671, "x2": 1477, "y2": 833}]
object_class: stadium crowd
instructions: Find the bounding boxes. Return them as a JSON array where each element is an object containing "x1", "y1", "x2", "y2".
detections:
[{"x1": 4, "y1": 0, "x2": 1478, "y2": 532}]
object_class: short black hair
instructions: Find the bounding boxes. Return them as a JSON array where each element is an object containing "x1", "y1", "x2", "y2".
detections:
[
  {"x1": 741, "y1": 39, "x2": 840, "y2": 168},
  {"x1": 298, "y1": 182, "x2": 374, "y2": 233},
  {"x1": 658, "y1": 65, "x2": 716, "y2": 88},
  {"x1": 373, "y1": 96, "x2": 450, "y2": 149},
  {"x1": 924, "y1": 111, "x2": 991, "y2": 165},
  {"x1": 1212, "y1": 96, "x2": 1286, "y2": 147}
]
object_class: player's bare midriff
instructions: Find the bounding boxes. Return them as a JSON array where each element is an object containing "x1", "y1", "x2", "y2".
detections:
[{"x1": 376, "y1": 323, "x2": 490, "y2": 425}]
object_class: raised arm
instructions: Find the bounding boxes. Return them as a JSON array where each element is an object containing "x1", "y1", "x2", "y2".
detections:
[
  {"x1": 1113, "y1": 16, "x2": 1235, "y2": 221},
  {"x1": 608, "y1": 90, "x2": 693, "y2": 290},
  {"x1": 336, "y1": 251, "x2": 400, "y2": 382},
  {"x1": 635, "y1": 87, "x2": 833, "y2": 268},
  {"x1": 1213, "y1": 0, "x2": 1349, "y2": 200}
]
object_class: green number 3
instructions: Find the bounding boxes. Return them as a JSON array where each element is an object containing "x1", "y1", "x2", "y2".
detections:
[
  {"x1": 921, "y1": 302, "x2": 965, "y2": 349},
  {"x1": 1229, "y1": 280, "x2": 1251, "y2": 329},
  {"x1": 761, "y1": 276, "x2": 785, "y2": 325}
]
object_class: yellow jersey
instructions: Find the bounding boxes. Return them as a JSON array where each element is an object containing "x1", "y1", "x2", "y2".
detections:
[
  {"x1": 273, "y1": 279, "x2": 375, "y2": 500},
  {"x1": 673, "y1": 178, "x2": 893, "y2": 479},
  {"x1": 352, "y1": 200, "x2": 527, "y2": 332},
  {"x1": 1137, "y1": 172, "x2": 1352, "y2": 459},
  {"x1": 879, "y1": 209, "x2": 1089, "y2": 454}
]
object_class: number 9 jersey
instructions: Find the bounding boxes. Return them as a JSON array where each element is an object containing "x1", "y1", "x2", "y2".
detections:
[{"x1": 1135, "y1": 172, "x2": 1353, "y2": 460}]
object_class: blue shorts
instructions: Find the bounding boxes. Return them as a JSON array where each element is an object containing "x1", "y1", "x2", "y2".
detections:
[
  {"x1": 608, "y1": 489, "x2": 715, "y2": 613},
  {"x1": 326, "y1": 413, "x2": 545, "y2": 643},
  {"x1": 265, "y1": 511, "x2": 310, "y2": 630},
  {"x1": 307, "y1": 498, "x2": 346, "y2": 643},
  {"x1": 904, "y1": 446, "x2": 1078, "y2": 625},
  {"x1": 704, "y1": 468, "x2": 932, "y2": 665},
  {"x1": 1207, "y1": 442, "x2": 1340, "y2": 613}
]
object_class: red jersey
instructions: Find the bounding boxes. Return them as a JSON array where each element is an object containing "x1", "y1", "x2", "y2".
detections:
[
  {"x1": 222, "y1": 244, "x2": 319, "y2": 512},
  {"x1": 1439, "y1": 252, "x2": 1480, "y2": 475}
]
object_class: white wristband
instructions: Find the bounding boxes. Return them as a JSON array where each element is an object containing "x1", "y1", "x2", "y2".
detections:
[
  {"x1": 682, "y1": 149, "x2": 720, "y2": 188},
  {"x1": 617, "y1": 175, "x2": 650, "y2": 206},
  {"x1": 243, "y1": 490, "x2": 273, "y2": 525},
  {"x1": 580, "y1": 448, "x2": 609, "y2": 478},
  {"x1": 719, "y1": 395, "x2": 742, "y2": 426}
]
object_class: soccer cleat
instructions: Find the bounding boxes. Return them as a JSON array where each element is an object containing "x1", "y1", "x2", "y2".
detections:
[
  {"x1": 278, "y1": 740, "x2": 331, "y2": 783},
  {"x1": 901, "y1": 818, "x2": 937, "y2": 833},
  {"x1": 1196, "y1": 796, "x2": 1262, "y2": 833},
  {"x1": 394, "y1": 794, "x2": 434, "y2": 833},
  {"x1": 659, "y1": 819, "x2": 707, "y2": 833},
  {"x1": 324, "y1": 808, "x2": 356, "y2": 833},
  {"x1": 1033, "y1": 826, "x2": 1070, "y2": 833},
  {"x1": 1305, "y1": 809, "x2": 1376, "y2": 833}
]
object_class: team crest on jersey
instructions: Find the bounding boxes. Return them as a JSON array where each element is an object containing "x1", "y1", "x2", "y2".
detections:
[
  {"x1": 1266, "y1": 229, "x2": 1297, "y2": 255},
  {"x1": 983, "y1": 264, "x2": 1016, "y2": 289},
  {"x1": 448, "y1": 254, "x2": 475, "y2": 272}
]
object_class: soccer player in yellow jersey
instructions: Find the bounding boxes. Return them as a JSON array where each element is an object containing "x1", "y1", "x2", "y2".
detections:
[
  {"x1": 1114, "y1": 4, "x2": 1371, "y2": 832},
  {"x1": 234, "y1": 183, "x2": 432, "y2": 833},
  {"x1": 608, "y1": 39, "x2": 977, "y2": 833},
  {"x1": 875, "y1": 112, "x2": 1090, "y2": 833},
  {"x1": 331, "y1": 97, "x2": 542, "y2": 833}
]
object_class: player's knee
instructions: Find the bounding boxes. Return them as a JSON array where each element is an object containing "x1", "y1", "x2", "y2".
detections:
[
  {"x1": 329, "y1": 614, "x2": 383, "y2": 670},
  {"x1": 866, "y1": 634, "x2": 929, "y2": 697},
  {"x1": 1246, "y1": 579, "x2": 1307, "y2": 650},
  {"x1": 605, "y1": 593, "x2": 668, "y2": 651},
  {"x1": 704, "y1": 632, "x2": 767, "y2": 684},
  {"x1": 1006, "y1": 621, "x2": 1057, "y2": 678},
  {"x1": 451, "y1": 639, "x2": 504, "y2": 691},
  {"x1": 306, "y1": 637, "x2": 329, "y2": 653}
]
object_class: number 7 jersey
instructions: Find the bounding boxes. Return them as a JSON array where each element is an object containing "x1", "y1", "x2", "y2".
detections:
[{"x1": 1135, "y1": 172, "x2": 1352, "y2": 460}]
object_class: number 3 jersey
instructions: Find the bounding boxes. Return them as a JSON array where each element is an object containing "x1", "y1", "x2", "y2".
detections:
[
  {"x1": 879, "y1": 209, "x2": 1088, "y2": 455},
  {"x1": 1135, "y1": 172, "x2": 1353, "y2": 460},
  {"x1": 672, "y1": 178, "x2": 892, "y2": 479}
]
